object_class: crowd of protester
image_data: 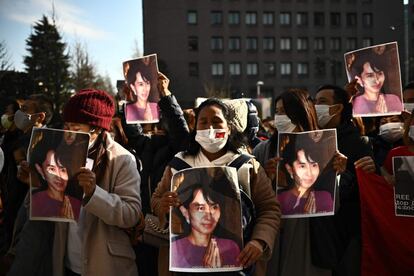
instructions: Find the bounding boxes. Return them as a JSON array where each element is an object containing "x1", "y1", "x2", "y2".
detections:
[{"x1": 0, "y1": 72, "x2": 413, "y2": 276}]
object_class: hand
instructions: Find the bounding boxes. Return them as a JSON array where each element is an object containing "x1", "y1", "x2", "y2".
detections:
[
  {"x1": 237, "y1": 240, "x2": 263, "y2": 268},
  {"x1": 354, "y1": 156, "x2": 376, "y2": 173},
  {"x1": 16, "y1": 160, "x2": 31, "y2": 185},
  {"x1": 157, "y1": 72, "x2": 171, "y2": 97},
  {"x1": 60, "y1": 195, "x2": 74, "y2": 219},
  {"x1": 203, "y1": 238, "x2": 222, "y2": 268},
  {"x1": 333, "y1": 151, "x2": 347, "y2": 174},
  {"x1": 263, "y1": 157, "x2": 283, "y2": 180},
  {"x1": 375, "y1": 94, "x2": 387, "y2": 113},
  {"x1": 304, "y1": 191, "x2": 316, "y2": 214},
  {"x1": 159, "y1": 191, "x2": 180, "y2": 218},
  {"x1": 77, "y1": 167, "x2": 96, "y2": 197},
  {"x1": 344, "y1": 79, "x2": 359, "y2": 98}
]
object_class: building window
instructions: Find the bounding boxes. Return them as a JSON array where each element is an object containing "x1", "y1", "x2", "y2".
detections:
[
  {"x1": 280, "y1": 12, "x2": 291, "y2": 25},
  {"x1": 246, "y1": 63, "x2": 258, "y2": 76},
  {"x1": 346, "y1": 13, "x2": 357, "y2": 27},
  {"x1": 296, "y1": 12, "x2": 308, "y2": 26},
  {"x1": 314, "y1": 12, "x2": 325, "y2": 27},
  {"x1": 211, "y1": 36, "x2": 223, "y2": 50},
  {"x1": 297, "y1": 63, "x2": 309, "y2": 76},
  {"x1": 330, "y1": 37, "x2": 341, "y2": 51},
  {"x1": 189, "y1": 62, "x2": 198, "y2": 76},
  {"x1": 229, "y1": 37, "x2": 241, "y2": 51},
  {"x1": 188, "y1": 36, "x2": 198, "y2": 51},
  {"x1": 246, "y1": 12, "x2": 257, "y2": 25},
  {"x1": 264, "y1": 62, "x2": 276, "y2": 76},
  {"x1": 228, "y1": 11, "x2": 240, "y2": 25},
  {"x1": 297, "y1": 38, "x2": 308, "y2": 51},
  {"x1": 263, "y1": 12, "x2": 274, "y2": 25},
  {"x1": 362, "y1": 13, "x2": 373, "y2": 27},
  {"x1": 246, "y1": 37, "x2": 258, "y2": 51},
  {"x1": 187, "y1": 11, "x2": 197, "y2": 25},
  {"x1": 314, "y1": 37, "x2": 325, "y2": 51},
  {"x1": 211, "y1": 11, "x2": 223, "y2": 25},
  {"x1": 229, "y1": 63, "x2": 241, "y2": 76},
  {"x1": 263, "y1": 37, "x2": 275, "y2": 51},
  {"x1": 346, "y1": 37, "x2": 357, "y2": 51},
  {"x1": 330, "y1": 13, "x2": 341, "y2": 27},
  {"x1": 280, "y1": 37, "x2": 291, "y2": 50},
  {"x1": 212, "y1": 63, "x2": 224, "y2": 76},
  {"x1": 362, "y1": 37, "x2": 373, "y2": 47},
  {"x1": 281, "y1": 63, "x2": 292, "y2": 76}
]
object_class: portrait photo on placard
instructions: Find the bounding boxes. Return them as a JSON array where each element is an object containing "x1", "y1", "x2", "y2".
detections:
[
  {"x1": 169, "y1": 167, "x2": 243, "y2": 273},
  {"x1": 28, "y1": 127, "x2": 89, "y2": 222},
  {"x1": 123, "y1": 54, "x2": 160, "y2": 124},
  {"x1": 344, "y1": 42, "x2": 403, "y2": 117},
  {"x1": 393, "y1": 156, "x2": 414, "y2": 217},
  {"x1": 277, "y1": 129, "x2": 338, "y2": 218}
]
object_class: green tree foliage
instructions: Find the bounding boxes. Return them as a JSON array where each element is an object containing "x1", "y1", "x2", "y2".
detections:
[{"x1": 24, "y1": 15, "x2": 70, "y2": 112}]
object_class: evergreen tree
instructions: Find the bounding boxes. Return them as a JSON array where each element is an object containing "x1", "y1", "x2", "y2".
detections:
[{"x1": 24, "y1": 15, "x2": 70, "y2": 112}]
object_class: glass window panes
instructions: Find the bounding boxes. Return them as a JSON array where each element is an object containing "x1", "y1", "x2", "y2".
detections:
[
  {"x1": 346, "y1": 13, "x2": 357, "y2": 27},
  {"x1": 211, "y1": 11, "x2": 223, "y2": 25},
  {"x1": 211, "y1": 36, "x2": 223, "y2": 50},
  {"x1": 281, "y1": 63, "x2": 292, "y2": 75},
  {"x1": 280, "y1": 12, "x2": 291, "y2": 25},
  {"x1": 187, "y1": 11, "x2": 197, "y2": 24},
  {"x1": 362, "y1": 37, "x2": 373, "y2": 47},
  {"x1": 330, "y1": 13, "x2": 341, "y2": 26},
  {"x1": 346, "y1": 37, "x2": 357, "y2": 50},
  {"x1": 229, "y1": 37, "x2": 241, "y2": 51},
  {"x1": 330, "y1": 37, "x2": 341, "y2": 50},
  {"x1": 314, "y1": 37, "x2": 325, "y2": 50},
  {"x1": 280, "y1": 37, "x2": 291, "y2": 50},
  {"x1": 246, "y1": 37, "x2": 258, "y2": 50},
  {"x1": 229, "y1": 63, "x2": 241, "y2": 76},
  {"x1": 314, "y1": 12, "x2": 325, "y2": 26},
  {"x1": 228, "y1": 11, "x2": 240, "y2": 25},
  {"x1": 297, "y1": 63, "x2": 309, "y2": 75},
  {"x1": 264, "y1": 62, "x2": 276, "y2": 76},
  {"x1": 297, "y1": 38, "x2": 308, "y2": 50},
  {"x1": 246, "y1": 12, "x2": 257, "y2": 25},
  {"x1": 362, "y1": 13, "x2": 373, "y2": 27},
  {"x1": 246, "y1": 63, "x2": 258, "y2": 75},
  {"x1": 263, "y1": 12, "x2": 274, "y2": 25},
  {"x1": 188, "y1": 36, "x2": 198, "y2": 51},
  {"x1": 263, "y1": 37, "x2": 275, "y2": 50},
  {"x1": 212, "y1": 63, "x2": 224, "y2": 76},
  {"x1": 296, "y1": 12, "x2": 308, "y2": 26}
]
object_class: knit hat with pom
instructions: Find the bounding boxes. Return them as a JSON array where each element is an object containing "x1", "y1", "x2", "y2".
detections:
[{"x1": 63, "y1": 89, "x2": 115, "y2": 130}]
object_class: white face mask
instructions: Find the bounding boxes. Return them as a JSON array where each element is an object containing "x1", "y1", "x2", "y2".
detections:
[
  {"x1": 274, "y1": 115, "x2": 296, "y2": 133},
  {"x1": 315, "y1": 105, "x2": 335, "y2": 128},
  {"x1": 195, "y1": 127, "x2": 228, "y2": 153},
  {"x1": 409, "y1": 126, "x2": 414, "y2": 141},
  {"x1": 404, "y1": 103, "x2": 414, "y2": 113},
  {"x1": 379, "y1": 122, "x2": 404, "y2": 143}
]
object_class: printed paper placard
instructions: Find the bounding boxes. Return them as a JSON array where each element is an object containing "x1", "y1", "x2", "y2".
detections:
[
  {"x1": 123, "y1": 54, "x2": 160, "y2": 124},
  {"x1": 344, "y1": 42, "x2": 403, "y2": 117},
  {"x1": 169, "y1": 166, "x2": 243, "y2": 273},
  {"x1": 28, "y1": 127, "x2": 89, "y2": 222},
  {"x1": 393, "y1": 156, "x2": 414, "y2": 217},
  {"x1": 277, "y1": 129, "x2": 338, "y2": 218}
]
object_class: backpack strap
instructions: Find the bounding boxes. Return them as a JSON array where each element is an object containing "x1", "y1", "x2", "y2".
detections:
[
  {"x1": 168, "y1": 156, "x2": 192, "y2": 171},
  {"x1": 228, "y1": 154, "x2": 252, "y2": 170}
]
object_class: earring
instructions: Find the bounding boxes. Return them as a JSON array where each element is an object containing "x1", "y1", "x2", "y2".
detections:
[
  {"x1": 186, "y1": 218, "x2": 190, "y2": 224},
  {"x1": 290, "y1": 174, "x2": 293, "y2": 179}
]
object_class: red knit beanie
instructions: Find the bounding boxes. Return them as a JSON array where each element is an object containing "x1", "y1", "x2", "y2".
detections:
[{"x1": 63, "y1": 89, "x2": 115, "y2": 130}]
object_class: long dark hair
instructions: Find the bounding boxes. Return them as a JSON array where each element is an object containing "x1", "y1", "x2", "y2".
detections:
[{"x1": 184, "y1": 98, "x2": 247, "y2": 156}]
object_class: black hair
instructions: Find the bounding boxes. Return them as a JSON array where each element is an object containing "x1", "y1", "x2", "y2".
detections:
[
  {"x1": 28, "y1": 94, "x2": 54, "y2": 125},
  {"x1": 125, "y1": 60, "x2": 152, "y2": 85},
  {"x1": 316, "y1": 84, "x2": 353, "y2": 124},
  {"x1": 403, "y1": 82, "x2": 414, "y2": 91},
  {"x1": 184, "y1": 98, "x2": 246, "y2": 156}
]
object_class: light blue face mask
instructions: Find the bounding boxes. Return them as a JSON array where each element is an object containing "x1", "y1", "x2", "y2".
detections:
[{"x1": 274, "y1": 115, "x2": 296, "y2": 133}]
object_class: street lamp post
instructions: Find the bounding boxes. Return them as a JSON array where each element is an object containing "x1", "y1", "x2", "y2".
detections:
[{"x1": 256, "y1": 81, "x2": 264, "y2": 98}]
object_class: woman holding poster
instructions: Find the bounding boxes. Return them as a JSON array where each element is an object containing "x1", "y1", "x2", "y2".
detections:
[
  {"x1": 346, "y1": 43, "x2": 403, "y2": 116},
  {"x1": 152, "y1": 98, "x2": 281, "y2": 275}
]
